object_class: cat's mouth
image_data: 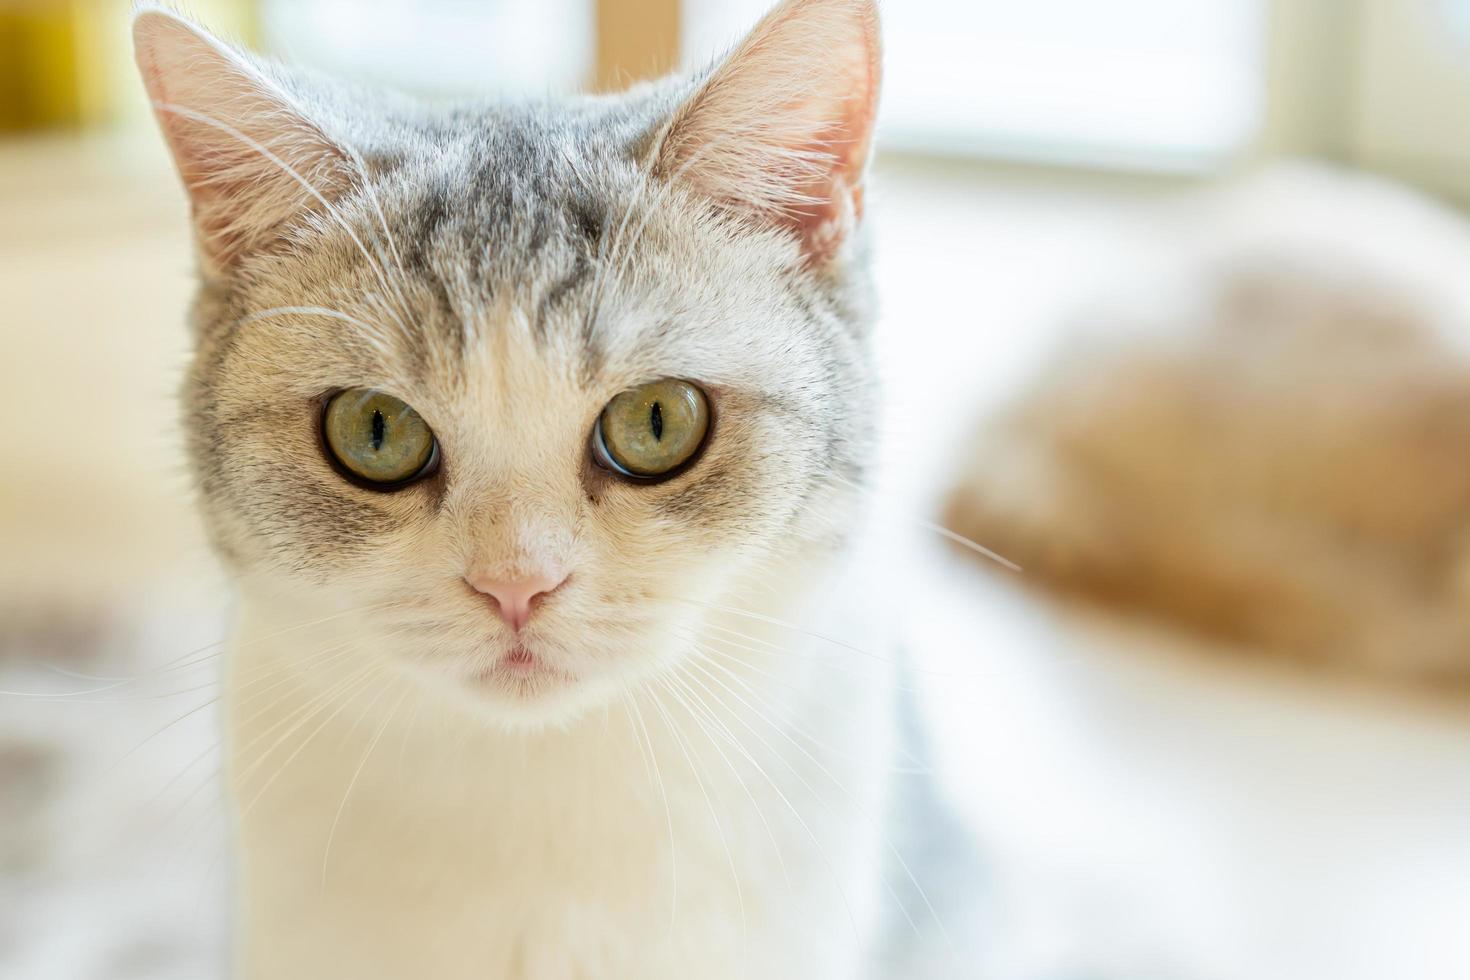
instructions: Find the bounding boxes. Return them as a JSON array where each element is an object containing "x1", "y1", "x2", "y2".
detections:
[{"x1": 470, "y1": 644, "x2": 578, "y2": 694}]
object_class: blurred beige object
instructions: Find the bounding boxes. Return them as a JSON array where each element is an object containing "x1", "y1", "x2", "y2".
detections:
[
  {"x1": 0, "y1": 132, "x2": 215, "y2": 613},
  {"x1": 943, "y1": 164, "x2": 1470, "y2": 688}
]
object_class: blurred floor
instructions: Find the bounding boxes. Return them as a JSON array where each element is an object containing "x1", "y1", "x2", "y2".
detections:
[
  {"x1": 1, "y1": 131, "x2": 230, "y2": 979},
  {"x1": 874, "y1": 157, "x2": 1470, "y2": 979},
  {"x1": 1, "y1": 133, "x2": 1467, "y2": 978}
]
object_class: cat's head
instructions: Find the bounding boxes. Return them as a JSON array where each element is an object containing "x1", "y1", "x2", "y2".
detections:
[{"x1": 134, "y1": 0, "x2": 881, "y2": 728}]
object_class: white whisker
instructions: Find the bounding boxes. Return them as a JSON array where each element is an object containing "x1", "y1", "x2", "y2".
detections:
[
  {"x1": 830, "y1": 472, "x2": 1021, "y2": 572},
  {"x1": 321, "y1": 685, "x2": 409, "y2": 889},
  {"x1": 681, "y1": 656, "x2": 963, "y2": 970},
  {"x1": 662, "y1": 671, "x2": 793, "y2": 895},
  {"x1": 236, "y1": 663, "x2": 389, "y2": 817},
  {"x1": 150, "y1": 101, "x2": 414, "y2": 338},
  {"x1": 645, "y1": 683, "x2": 749, "y2": 973},
  {"x1": 624, "y1": 693, "x2": 679, "y2": 938}
]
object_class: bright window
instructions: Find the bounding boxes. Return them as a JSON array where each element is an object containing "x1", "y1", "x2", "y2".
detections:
[
  {"x1": 261, "y1": 0, "x2": 594, "y2": 97},
  {"x1": 683, "y1": 0, "x2": 1267, "y2": 172}
]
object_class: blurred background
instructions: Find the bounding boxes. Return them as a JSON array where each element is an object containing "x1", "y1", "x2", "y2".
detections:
[{"x1": 3, "y1": 1, "x2": 1470, "y2": 978}]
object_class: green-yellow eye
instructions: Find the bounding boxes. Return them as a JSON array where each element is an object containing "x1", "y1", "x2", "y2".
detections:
[
  {"x1": 322, "y1": 388, "x2": 438, "y2": 488},
  {"x1": 594, "y1": 379, "x2": 711, "y2": 479}
]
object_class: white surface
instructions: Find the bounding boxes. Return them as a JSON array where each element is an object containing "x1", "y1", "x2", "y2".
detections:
[
  {"x1": 261, "y1": 0, "x2": 595, "y2": 97},
  {"x1": 684, "y1": 0, "x2": 1266, "y2": 171}
]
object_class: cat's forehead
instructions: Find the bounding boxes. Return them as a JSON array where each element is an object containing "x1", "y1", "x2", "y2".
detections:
[
  {"x1": 395, "y1": 121, "x2": 627, "y2": 256},
  {"x1": 364, "y1": 96, "x2": 667, "y2": 263},
  {"x1": 322, "y1": 108, "x2": 662, "y2": 362},
  {"x1": 229, "y1": 185, "x2": 808, "y2": 404},
  {"x1": 220, "y1": 89, "x2": 841, "y2": 426}
]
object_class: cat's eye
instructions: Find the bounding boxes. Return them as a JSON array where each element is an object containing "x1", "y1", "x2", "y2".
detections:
[
  {"x1": 593, "y1": 379, "x2": 711, "y2": 480},
  {"x1": 322, "y1": 388, "x2": 438, "y2": 489}
]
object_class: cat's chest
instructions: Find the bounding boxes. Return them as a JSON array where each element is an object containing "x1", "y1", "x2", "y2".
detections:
[
  {"x1": 227, "y1": 658, "x2": 877, "y2": 980},
  {"x1": 228, "y1": 659, "x2": 802, "y2": 881}
]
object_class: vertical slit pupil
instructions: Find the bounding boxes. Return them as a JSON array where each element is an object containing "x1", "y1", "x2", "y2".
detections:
[
  {"x1": 650, "y1": 401, "x2": 663, "y2": 441},
  {"x1": 371, "y1": 409, "x2": 386, "y2": 451}
]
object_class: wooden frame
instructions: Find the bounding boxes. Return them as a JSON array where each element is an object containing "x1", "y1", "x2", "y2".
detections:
[{"x1": 594, "y1": 0, "x2": 681, "y2": 91}]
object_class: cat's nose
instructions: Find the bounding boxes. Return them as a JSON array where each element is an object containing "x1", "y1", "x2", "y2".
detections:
[{"x1": 465, "y1": 571, "x2": 568, "y2": 631}]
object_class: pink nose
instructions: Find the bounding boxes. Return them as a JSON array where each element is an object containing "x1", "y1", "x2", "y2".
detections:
[{"x1": 465, "y1": 571, "x2": 567, "y2": 631}]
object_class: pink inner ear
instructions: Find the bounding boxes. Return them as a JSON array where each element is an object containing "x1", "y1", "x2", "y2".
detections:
[
  {"x1": 791, "y1": 53, "x2": 881, "y2": 257},
  {"x1": 133, "y1": 9, "x2": 355, "y2": 273},
  {"x1": 655, "y1": 0, "x2": 882, "y2": 265}
]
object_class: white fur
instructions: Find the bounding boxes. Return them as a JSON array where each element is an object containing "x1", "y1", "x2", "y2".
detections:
[{"x1": 228, "y1": 545, "x2": 894, "y2": 979}]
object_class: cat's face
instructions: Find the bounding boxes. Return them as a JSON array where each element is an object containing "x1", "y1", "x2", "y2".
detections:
[
  {"x1": 189, "y1": 141, "x2": 873, "y2": 724},
  {"x1": 137, "y1": 0, "x2": 881, "y2": 727}
]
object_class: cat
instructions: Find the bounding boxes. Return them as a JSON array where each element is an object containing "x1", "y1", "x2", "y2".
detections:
[
  {"x1": 943, "y1": 164, "x2": 1470, "y2": 688},
  {"x1": 132, "y1": 1, "x2": 911, "y2": 977}
]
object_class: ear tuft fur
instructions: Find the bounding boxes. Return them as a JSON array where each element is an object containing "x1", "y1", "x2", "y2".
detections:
[
  {"x1": 654, "y1": 0, "x2": 881, "y2": 265},
  {"x1": 133, "y1": 8, "x2": 356, "y2": 274}
]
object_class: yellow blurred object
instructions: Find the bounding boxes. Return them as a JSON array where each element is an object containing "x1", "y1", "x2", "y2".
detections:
[
  {"x1": 0, "y1": 0, "x2": 256, "y2": 132},
  {"x1": 595, "y1": 0, "x2": 679, "y2": 92},
  {"x1": 0, "y1": 5, "x2": 81, "y2": 128}
]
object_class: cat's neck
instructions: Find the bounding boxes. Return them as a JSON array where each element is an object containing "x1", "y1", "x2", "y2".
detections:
[{"x1": 223, "y1": 546, "x2": 893, "y2": 979}]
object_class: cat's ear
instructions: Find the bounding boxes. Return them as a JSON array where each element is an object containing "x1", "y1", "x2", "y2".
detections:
[
  {"x1": 652, "y1": 0, "x2": 880, "y2": 265},
  {"x1": 132, "y1": 7, "x2": 357, "y2": 275}
]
